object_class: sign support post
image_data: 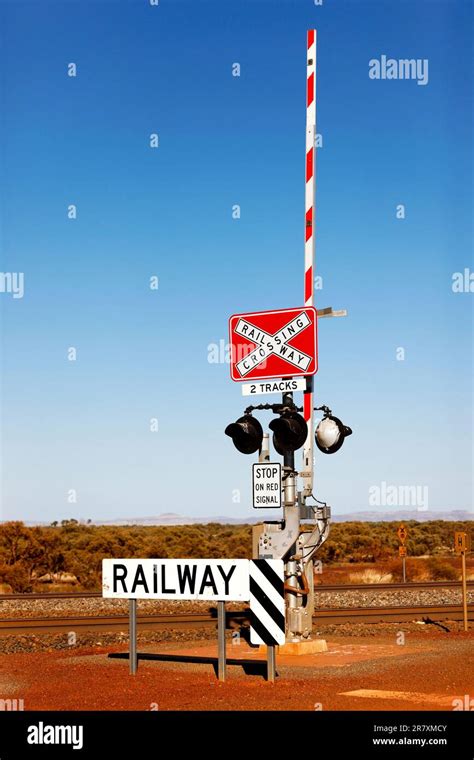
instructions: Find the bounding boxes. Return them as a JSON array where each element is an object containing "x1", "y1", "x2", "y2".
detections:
[
  {"x1": 129, "y1": 599, "x2": 137, "y2": 675},
  {"x1": 217, "y1": 600, "x2": 227, "y2": 682},
  {"x1": 454, "y1": 531, "x2": 470, "y2": 632},
  {"x1": 462, "y1": 550, "x2": 468, "y2": 632}
]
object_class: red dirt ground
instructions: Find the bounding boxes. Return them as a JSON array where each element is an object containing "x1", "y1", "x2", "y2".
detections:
[{"x1": 1, "y1": 631, "x2": 473, "y2": 711}]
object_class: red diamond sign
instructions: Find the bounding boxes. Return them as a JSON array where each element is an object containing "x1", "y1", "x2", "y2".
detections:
[{"x1": 229, "y1": 307, "x2": 318, "y2": 382}]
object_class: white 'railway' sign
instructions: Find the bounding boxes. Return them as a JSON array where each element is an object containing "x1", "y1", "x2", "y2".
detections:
[
  {"x1": 102, "y1": 558, "x2": 286, "y2": 645},
  {"x1": 102, "y1": 558, "x2": 249, "y2": 600}
]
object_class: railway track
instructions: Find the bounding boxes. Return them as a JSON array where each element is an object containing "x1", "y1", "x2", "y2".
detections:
[
  {"x1": 314, "y1": 580, "x2": 474, "y2": 593},
  {"x1": 0, "y1": 612, "x2": 247, "y2": 636},
  {"x1": 1, "y1": 579, "x2": 472, "y2": 601},
  {"x1": 0, "y1": 604, "x2": 472, "y2": 636}
]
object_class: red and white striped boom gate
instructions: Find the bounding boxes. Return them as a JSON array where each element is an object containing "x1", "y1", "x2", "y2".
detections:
[{"x1": 302, "y1": 29, "x2": 317, "y2": 496}]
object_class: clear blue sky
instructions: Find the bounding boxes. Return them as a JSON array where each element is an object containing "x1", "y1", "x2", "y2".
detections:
[{"x1": 0, "y1": 0, "x2": 472, "y2": 523}]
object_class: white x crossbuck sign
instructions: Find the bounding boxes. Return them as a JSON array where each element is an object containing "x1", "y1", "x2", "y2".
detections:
[{"x1": 234, "y1": 311, "x2": 313, "y2": 378}]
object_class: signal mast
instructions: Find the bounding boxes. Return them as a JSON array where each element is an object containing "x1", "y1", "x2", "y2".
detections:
[{"x1": 225, "y1": 31, "x2": 351, "y2": 646}]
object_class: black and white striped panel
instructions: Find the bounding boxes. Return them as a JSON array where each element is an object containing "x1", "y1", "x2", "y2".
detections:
[{"x1": 249, "y1": 559, "x2": 285, "y2": 645}]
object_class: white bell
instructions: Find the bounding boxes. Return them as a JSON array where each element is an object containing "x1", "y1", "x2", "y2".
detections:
[
  {"x1": 316, "y1": 417, "x2": 341, "y2": 448},
  {"x1": 315, "y1": 414, "x2": 352, "y2": 454}
]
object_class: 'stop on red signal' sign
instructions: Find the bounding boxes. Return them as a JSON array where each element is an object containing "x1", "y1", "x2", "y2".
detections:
[{"x1": 229, "y1": 307, "x2": 318, "y2": 382}]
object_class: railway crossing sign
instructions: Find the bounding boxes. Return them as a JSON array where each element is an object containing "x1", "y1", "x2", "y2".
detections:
[
  {"x1": 229, "y1": 306, "x2": 318, "y2": 382},
  {"x1": 455, "y1": 532, "x2": 470, "y2": 553},
  {"x1": 397, "y1": 524, "x2": 408, "y2": 544},
  {"x1": 252, "y1": 463, "x2": 282, "y2": 508},
  {"x1": 398, "y1": 525, "x2": 408, "y2": 581}
]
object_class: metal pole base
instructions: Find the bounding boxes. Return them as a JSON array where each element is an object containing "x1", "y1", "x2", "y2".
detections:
[{"x1": 267, "y1": 645, "x2": 276, "y2": 683}]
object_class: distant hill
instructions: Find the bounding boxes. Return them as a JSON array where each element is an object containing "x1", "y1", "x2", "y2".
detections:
[
  {"x1": 75, "y1": 509, "x2": 474, "y2": 526},
  {"x1": 7, "y1": 509, "x2": 473, "y2": 527},
  {"x1": 331, "y1": 509, "x2": 473, "y2": 523}
]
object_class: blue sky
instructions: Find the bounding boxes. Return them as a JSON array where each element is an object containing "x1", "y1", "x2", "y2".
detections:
[{"x1": 0, "y1": 0, "x2": 472, "y2": 523}]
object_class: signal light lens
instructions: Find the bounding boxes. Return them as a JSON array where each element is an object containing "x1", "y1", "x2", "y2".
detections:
[
  {"x1": 269, "y1": 411, "x2": 308, "y2": 455},
  {"x1": 225, "y1": 414, "x2": 264, "y2": 454},
  {"x1": 315, "y1": 415, "x2": 352, "y2": 454}
]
